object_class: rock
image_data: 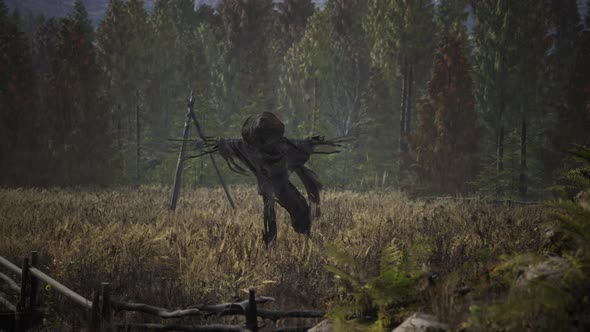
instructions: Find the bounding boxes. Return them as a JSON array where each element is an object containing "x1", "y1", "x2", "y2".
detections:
[
  {"x1": 574, "y1": 190, "x2": 588, "y2": 204},
  {"x1": 392, "y1": 313, "x2": 449, "y2": 332},
  {"x1": 516, "y1": 256, "x2": 572, "y2": 288},
  {"x1": 308, "y1": 319, "x2": 333, "y2": 332}
]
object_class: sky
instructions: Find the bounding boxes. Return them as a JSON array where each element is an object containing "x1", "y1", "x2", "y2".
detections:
[
  {"x1": 5, "y1": 0, "x2": 588, "y2": 28},
  {"x1": 5, "y1": 0, "x2": 327, "y2": 26}
]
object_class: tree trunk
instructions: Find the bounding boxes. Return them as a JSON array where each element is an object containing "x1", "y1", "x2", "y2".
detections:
[
  {"x1": 406, "y1": 62, "x2": 414, "y2": 137},
  {"x1": 495, "y1": 101, "x2": 505, "y2": 196},
  {"x1": 399, "y1": 61, "x2": 407, "y2": 153},
  {"x1": 170, "y1": 111, "x2": 191, "y2": 211},
  {"x1": 136, "y1": 103, "x2": 141, "y2": 184},
  {"x1": 497, "y1": 126, "x2": 504, "y2": 173},
  {"x1": 198, "y1": 159, "x2": 204, "y2": 185},
  {"x1": 399, "y1": 60, "x2": 408, "y2": 181},
  {"x1": 312, "y1": 77, "x2": 318, "y2": 136},
  {"x1": 117, "y1": 110, "x2": 122, "y2": 151},
  {"x1": 519, "y1": 112, "x2": 527, "y2": 197}
]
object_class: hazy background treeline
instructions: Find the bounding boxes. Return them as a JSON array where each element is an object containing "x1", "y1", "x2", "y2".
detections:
[{"x1": 1, "y1": 0, "x2": 589, "y2": 198}]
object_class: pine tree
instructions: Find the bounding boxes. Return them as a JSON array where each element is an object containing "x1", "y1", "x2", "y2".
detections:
[
  {"x1": 562, "y1": 30, "x2": 590, "y2": 148},
  {"x1": 97, "y1": 0, "x2": 131, "y2": 99},
  {"x1": 274, "y1": 0, "x2": 315, "y2": 55},
  {"x1": 541, "y1": 0, "x2": 582, "y2": 184},
  {"x1": 325, "y1": 0, "x2": 370, "y2": 137},
  {"x1": 356, "y1": 67, "x2": 396, "y2": 189},
  {"x1": 217, "y1": 0, "x2": 275, "y2": 121},
  {"x1": 268, "y1": 0, "x2": 315, "y2": 107},
  {"x1": 411, "y1": 34, "x2": 480, "y2": 194},
  {"x1": 46, "y1": 0, "x2": 112, "y2": 185},
  {"x1": 436, "y1": 0, "x2": 469, "y2": 37},
  {"x1": 365, "y1": 0, "x2": 436, "y2": 181},
  {"x1": 0, "y1": 0, "x2": 37, "y2": 185},
  {"x1": 511, "y1": 0, "x2": 550, "y2": 197},
  {"x1": 32, "y1": 17, "x2": 59, "y2": 96},
  {"x1": 473, "y1": 0, "x2": 550, "y2": 197}
]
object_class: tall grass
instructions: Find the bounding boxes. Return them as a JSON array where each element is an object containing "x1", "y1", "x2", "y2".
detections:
[{"x1": 0, "y1": 186, "x2": 547, "y2": 329}]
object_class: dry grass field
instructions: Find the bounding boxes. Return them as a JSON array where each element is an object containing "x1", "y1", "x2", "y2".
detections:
[{"x1": 0, "y1": 186, "x2": 550, "y2": 330}]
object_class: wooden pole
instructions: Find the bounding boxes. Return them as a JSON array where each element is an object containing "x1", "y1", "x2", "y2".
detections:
[
  {"x1": 15, "y1": 258, "x2": 29, "y2": 332},
  {"x1": 90, "y1": 289, "x2": 100, "y2": 332},
  {"x1": 187, "y1": 93, "x2": 235, "y2": 209},
  {"x1": 101, "y1": 282, "x2": 111, "y2": 323},
  {"x1": 17, "y1": 258, "x2": 29, "y2": 310},
  {"x1": 170, "y1": 94, "x2": 193, "y2": 211},
  {"x1": 30, "y1": 252, "x2": 38, "y2": 309},
  {"x1": 136, "y1": 100, "x2": 141, "y2": 184},
  {"x1": 246, "y1": 288, "x2": 258, "y2": 331}
]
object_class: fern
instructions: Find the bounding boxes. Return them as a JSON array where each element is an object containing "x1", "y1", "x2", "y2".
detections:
[
  {"x1": 324, "y1": 239, "x2": 429, "y2": 330},
  {"x1": 466, "y1": 145, "x2": 590, "y2": 331},
  {"x1": 551, "y1": 145, "x2": 590, "y2": 197}
]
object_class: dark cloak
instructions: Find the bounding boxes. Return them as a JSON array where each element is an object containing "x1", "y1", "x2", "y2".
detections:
[{"x1": 211, "y1": 112, "x2": 339, "y2": 244}]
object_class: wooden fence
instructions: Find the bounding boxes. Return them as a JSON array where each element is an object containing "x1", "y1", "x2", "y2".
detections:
[{"x1": 0, "y1": 252, "x2": 323, "y2": 331}]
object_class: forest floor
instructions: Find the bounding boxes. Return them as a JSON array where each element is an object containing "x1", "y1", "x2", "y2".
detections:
[{"x1": 0, "y1": 186, "x2": 555, "y2": 330}]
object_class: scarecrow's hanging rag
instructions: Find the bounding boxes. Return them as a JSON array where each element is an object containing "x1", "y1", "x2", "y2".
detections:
[{"x1": 189, "y1": 112, "x2": 345, "y2": 245}]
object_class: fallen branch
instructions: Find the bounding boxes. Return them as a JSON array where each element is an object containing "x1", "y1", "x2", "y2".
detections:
[
  {"x1": 115, "y1": 323, "x2": 247, "y2": 331},
  {"x1": 111, "y1": 300, "x2": 202, "y2": 319},
  {"x1": 257, "y1": 309, "x2": 324, "y2": 321},
  {"x1": 189, "y1": 296, "x2": 275, "y2": 313},
  {"x1": 273, "y1": 327, "x2": 314, "y2": 332},
  {"x1": 112, "y1": 296, "x2": 275, "y2": 319}
]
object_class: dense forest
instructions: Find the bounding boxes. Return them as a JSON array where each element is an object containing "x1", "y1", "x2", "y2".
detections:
[{"x1": 1, "y1": 0, "x2": 590, "y2": 198}]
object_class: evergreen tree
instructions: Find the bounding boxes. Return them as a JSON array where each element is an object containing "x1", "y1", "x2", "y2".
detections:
[
  {"x1": 541, "y1": 0, "x2": 582, "y2": 184},
  {"x1": 279, "y1": 10, "x2": 333, "y2": 136},
  {"x1": 356, "y1": 67, "x2": 396, "y2": 189},
  {"x1": 325, "y1": 0, "x2": 370, "y2": 138},
  {"x1": 364, "y1": 0, "x2": 436, "y2": 182},
  {"x1": 268, "y1": 0, "x2": 315, "y2": 110},
  {"x1": 32, "y1": 17, "x2": 59, "y2": 97},
  {"x1": 273, "y1": 0, "x2": 315, "y2": 56},
  {"x1": 561, "y1": 30, "x2": 590, "y2": 149},
  {"x1": 472, "y1": 0, "x2": 513, "y2": 195},
  {"x1": 217, "y1": 0, "x2": 275, "y2": 122},
  {"x1": 0, "y1": 0, "x2": 38, "y2": 185},
  {"x1": 96, "y1": 0, "x2": 136, "y2": 182},
  {"x1": 45, "y1": 0, "x2": 112, "y2": 185},
  {"x1": 278, "y1": 1, "x2": 371, "y2": 188},
  {"x1": 436, "y1": 0, "x2": 469, "y2": 37},
  {"x1": 473, "y1": 0, "x2": 550, "y2": 197},
  {"x1": 411, "y1": 34, "x2": 480, "y2": 194},
  {"x1": 512, "y1": 0, "x2": 550, "y2": 197}
]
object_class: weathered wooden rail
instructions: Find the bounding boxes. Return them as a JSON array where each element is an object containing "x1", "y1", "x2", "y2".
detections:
[
  {"x1": 0, "y1": 252, "x2": 323, "y2": 331},
  {"x1": 416, "y1": 196, "x2": 543, "y2": 205}
]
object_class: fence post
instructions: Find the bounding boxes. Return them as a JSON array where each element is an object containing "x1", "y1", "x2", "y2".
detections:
[
  {"x1": 30, "y1": 252, "x2": 39, "y2": 309},
  {"x1": 101, "y1": 282, "x2": 112, "y2": 329},
  {"x1": 15, "y1": 258, "x2": 30, "y2": 332},
  {"x1": 246, "y1": 287, "x2": 258, "y2": 331},
  {"x1": 90, "y1": 289, "x2": 101, "y2": 332}
]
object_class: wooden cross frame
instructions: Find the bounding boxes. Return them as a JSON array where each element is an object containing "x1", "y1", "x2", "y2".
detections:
[{"x1": 169, "y1": 91, "x2": 235, "y2": 211}]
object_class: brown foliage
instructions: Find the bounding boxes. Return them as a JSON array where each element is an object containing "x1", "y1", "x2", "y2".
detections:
[
  {"x1": 0, "y1": 187, "x2": 546, "y2": 328},
  {"x1": 412, "y1": 35, "x2": 480, "y2": 195}
]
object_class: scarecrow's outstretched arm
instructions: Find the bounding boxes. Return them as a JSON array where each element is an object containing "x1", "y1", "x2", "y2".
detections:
[{"x1": 287, "y1": 135, "x2": 351, "y2": 156}]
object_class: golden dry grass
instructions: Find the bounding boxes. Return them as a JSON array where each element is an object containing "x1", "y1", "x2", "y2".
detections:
[{"x1": 0, "y1": 186, "x2": 549, "y2": 329}]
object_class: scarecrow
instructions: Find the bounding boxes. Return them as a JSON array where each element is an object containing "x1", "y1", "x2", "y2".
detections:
[{"x1": 170, "y1": 94, "x2": 346, "y2": 245}]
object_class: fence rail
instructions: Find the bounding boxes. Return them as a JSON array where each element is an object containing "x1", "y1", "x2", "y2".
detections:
[{"x1": 0, "y1": 251, "x2": 324, "y2": 331}]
